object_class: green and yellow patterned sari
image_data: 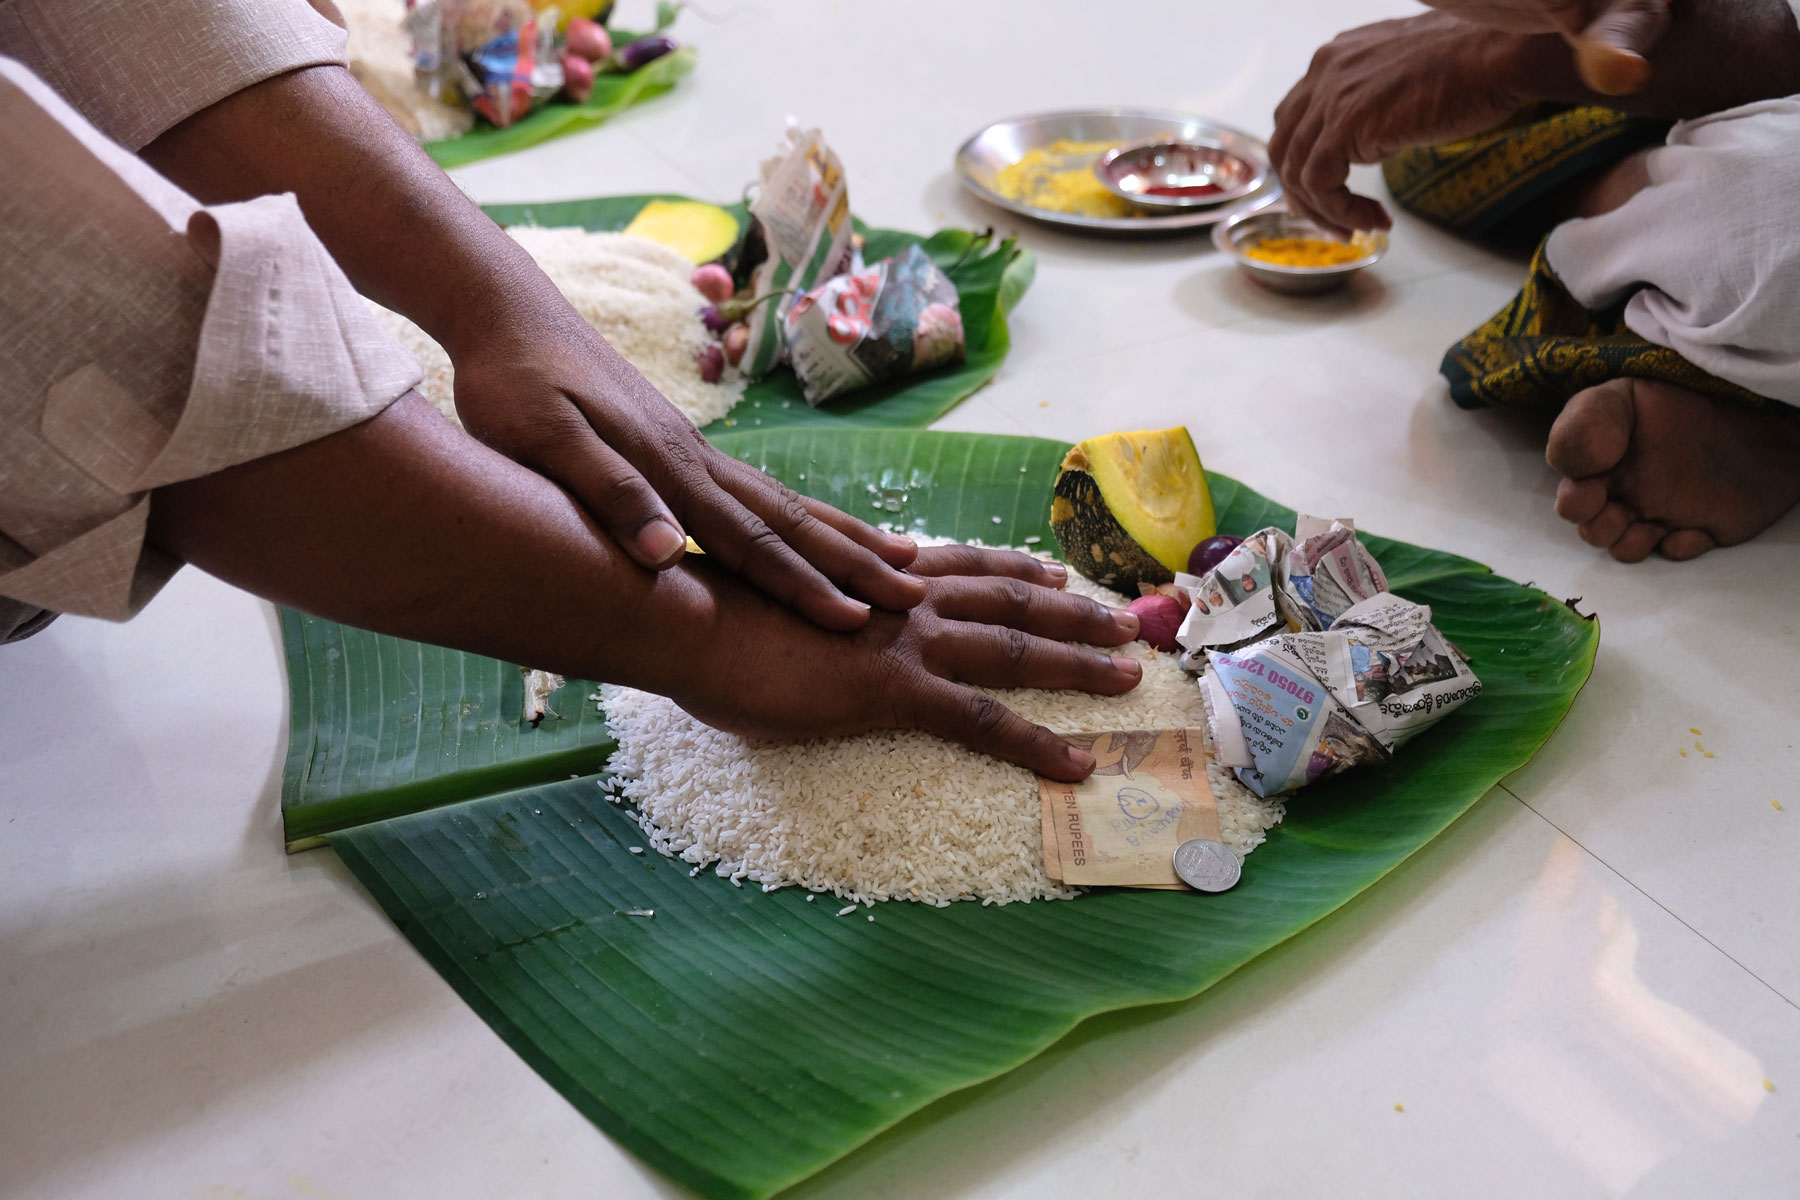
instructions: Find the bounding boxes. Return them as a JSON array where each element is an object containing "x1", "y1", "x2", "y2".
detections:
[{"x1": 1384, "y1": 105, "x2": 1771, "y2": 411}]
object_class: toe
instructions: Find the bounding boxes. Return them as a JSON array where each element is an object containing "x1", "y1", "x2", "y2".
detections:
[
  {"x1": 1547, "y1": 379, "x2": 1636, "y2": 479},
  {"x1": 1609, "y1": 520, "x2": 1667, "y2": 563},
  {"x1": 1658, "y1": 528, "x2": 1718, "y2": 560},
  {"x1": 1577, "y1": 500, "x2": 1635, "y2": 549},
  {"x1": 1554, "y1": 476, "x2": 1610, "y2": 524}
]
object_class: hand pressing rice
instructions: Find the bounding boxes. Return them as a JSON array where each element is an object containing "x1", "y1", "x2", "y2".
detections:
[
  {"x1": 369, "y1": 228, "x2": 746, "y2": 430},
  {"x1": 602, "y1": 542, "x2": 1285, "y2": 906}
]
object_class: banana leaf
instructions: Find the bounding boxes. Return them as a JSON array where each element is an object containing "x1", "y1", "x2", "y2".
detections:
[
  {"x1": 475, "y1": 195, "x2": 1036, "y2": 433},
  {"x1": 424, "y1": 44, "x2": 696, "y2": 170},
  {"x1": 277, "y1": 611, "x2": 615, "y2": 850},
  {"x1": 291, "y1": 429, "x2": 1597, "y2": 1198}
]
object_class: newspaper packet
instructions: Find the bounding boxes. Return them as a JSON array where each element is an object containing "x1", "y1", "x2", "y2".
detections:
[
  {"x1": 742, "y1": 124, "x2": 855, "y2": 379},
  {"x1": 1173, "y1": 515, "x2": 1481, "y2": 799},
  {"x1": 1202, "y1": 591, "x2": 1483, "y2": 797},
  {"x1": 1174, "y1": 516, "x2": 1389, "y2": 655},
  {"x1": 784, "y1": 243, "x2": 966, "y2": 405}
]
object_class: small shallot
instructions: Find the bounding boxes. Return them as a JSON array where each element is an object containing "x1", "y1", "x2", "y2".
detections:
[
  {"x1": 559, "y1": 51, "x2": 594, "y2": 102},
  {"x1": 696, "y1": 343, "x2": 724, "y2": 383},
  {"x1": 723, "y1": 322, "x2": 749, "y2": 366},
  {"x1": 1127, "y1": 595, "x2": 1183, "y2": 653},
  {"x1": 690, "y1": 262, "x2": 734, "y2": 303},
  {"x1": 564, "y1": 17, "x2": 612, "y2": 62}
]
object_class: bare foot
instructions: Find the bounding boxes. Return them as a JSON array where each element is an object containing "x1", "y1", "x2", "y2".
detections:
[{"x1": 1546, "y1": 377, "x2": 1800, "y2": 562}]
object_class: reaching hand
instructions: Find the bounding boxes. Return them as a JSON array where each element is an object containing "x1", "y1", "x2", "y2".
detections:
[
  {"x1": 450, "y1": 301, "x2": 929, "y2": 633},
  {"x1": 1269, "y1": 12, "x2": 1533, "y2": 237},
  {"x1": 1418, "y1": 0, "x2": 1670, "y2": 94},
  {"x1": 670, "y1": 545, "x2": 1146, "y2": 781}
]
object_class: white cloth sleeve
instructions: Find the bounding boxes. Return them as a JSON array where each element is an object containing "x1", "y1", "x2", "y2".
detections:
[
  {"x1": 0, "y1": 56, "x2": 419, "y2": 620},
  {"x1": 1544, "y1": 97, "x2": 1800, "y2": 406},
  {"x1": 0, "y1": 0, "x2": 349, "y2": 150}
]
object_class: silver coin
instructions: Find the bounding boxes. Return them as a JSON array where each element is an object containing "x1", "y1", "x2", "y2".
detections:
[{"x1": 1173, "y1": 838, "x2": 1242, "y2": 893}]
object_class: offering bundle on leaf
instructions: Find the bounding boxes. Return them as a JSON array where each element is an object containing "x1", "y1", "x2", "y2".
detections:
[
  {"x1": 340, "y1": 0, "x2": 683, "y2": 139},
  {"x1": 1051, "y1": 428, "x2": 1483, "y2": 811}
]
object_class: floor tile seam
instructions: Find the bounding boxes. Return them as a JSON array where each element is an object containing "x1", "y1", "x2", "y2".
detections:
[
  {"x1": 929, "y1": 394, "x2": 1035, "y2": 438},
  {"x1": 617, "y1": 129, "x2": 722, "y2": 199},
  {"x1": 1496, "y1": 780, "x2": 1800, "y2": 1014}
]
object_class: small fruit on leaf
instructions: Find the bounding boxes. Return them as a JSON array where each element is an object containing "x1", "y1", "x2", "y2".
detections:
[
  {"x1": 690, "y1": 262, "x2": 734, "y2": 303},
  {"x1": 559, "y1": 52, "x2": 595, "y2": 102},
  {"x1": 1188, "y1": 534, "x2": 1243, "y2": 576},
  {"x1": 1050, "y1": 427, "x2": 1216, "y2": 590},
  {"x1": 1127, "y1": 595, "x2": 1184, "y2": 653},
  {"x1": 565, "y1": 17, "x2": 613, "y2": 62}
]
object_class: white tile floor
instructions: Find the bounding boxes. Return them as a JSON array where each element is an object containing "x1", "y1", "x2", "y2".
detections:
[{"x1": 3, "y1": 1, "x2": 1797, "y2": 1197}]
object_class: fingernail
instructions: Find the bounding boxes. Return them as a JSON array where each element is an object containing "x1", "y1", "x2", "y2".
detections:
[
  {"x1": 636, "y1": 518, "x2": 685, "y2": 565},
  {"x1": 888, "y1": 533, "x2": 916, "y2": 550},
  {"x1": 1042, "y1": 562, "x2": 1067, "y2": 584},
  {"x1": 1113, "y1": 608, "x2": 1140, "y2": 634},
  {"x1": 1068, "y1": 746, "x2": 1095, "y2": 772},
  {"x1": 1111, "y1": 656, "x2": 1142, "y2": 678}
]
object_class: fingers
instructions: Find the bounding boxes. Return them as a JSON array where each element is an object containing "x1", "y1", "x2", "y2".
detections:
[
  {"x1": 926, "y1": 574, "x2": 1137, "y2": 646},
  {"x1": 906, "y1": 544, "x2": 1069, "y2": 587},
  {"x1": 535, "y1": 429, "x2": 688, "y2": 569},
  {"x1": 1270, "y1": 72, "x2": 1390, "y2": 238},
  {"x1": 694, "y1": 452, "x2": 927, "y2": 628},
  {"x1": 914, "y1": 682, "x2": 1098, "y2": 782},
  {"x1": 927, "y1": 622, "x2": 1143, "y2": 694},
  {"x1": 800, "y1": 494, "x2": 921, "y2": 570},
  {"x1": 1570, "y1": 0, "x2": 1670, "y2": 95}
]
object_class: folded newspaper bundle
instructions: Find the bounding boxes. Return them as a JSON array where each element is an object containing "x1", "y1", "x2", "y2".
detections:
[
  {"x1": 785, "y1": 243, "x2": 965, "y2": 405},
  {"x1": 737, "y1": 124, "x2": 967, "y2": 403},
  {"x1": 1176, "y1": 517, "x2": 1482, "y2": 798},
  {"x1": 741, "y1": 124, "x2": 856, "y2": 380}
]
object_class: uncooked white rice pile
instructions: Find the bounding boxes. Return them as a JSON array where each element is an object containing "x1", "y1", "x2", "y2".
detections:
[
  {"x1": 371, "y1": 228, "x2": 746, "y2": 429},
  {"x1": 340, "y1": 0, "x2": 475, "y2": 142},
  {"x1": 601, "y1": 542, "x2": 1284, "y2": 906}
]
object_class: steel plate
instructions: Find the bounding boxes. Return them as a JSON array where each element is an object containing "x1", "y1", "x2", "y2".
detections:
[{"x1": 954, "y1": 108, "x2": 1282, "y2": 234}]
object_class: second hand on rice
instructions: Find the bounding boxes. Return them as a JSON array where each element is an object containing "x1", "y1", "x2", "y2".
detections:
[{"x1": 603, "y1": 540, "x2": 1285, "y2": 906}]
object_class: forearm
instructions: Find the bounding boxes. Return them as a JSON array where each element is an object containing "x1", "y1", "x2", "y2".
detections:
[
  {"x1": 1497, "y1": 0, "x2": 1800, "y2": 116},
  {"x1": 146, "y1": 393, "x2": 717, "y2": 687},
  {"x1": 139, "y1": 64, "x2": 569, "y2": 358}
]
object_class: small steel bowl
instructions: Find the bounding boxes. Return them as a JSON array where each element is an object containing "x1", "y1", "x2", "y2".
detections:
[
  {"x1": 1212, "y1": 208, "x2": 1388, "y2": 295},
  {"x1": 1095, "y1": 139, "x2": 1265, "y2": 211}
]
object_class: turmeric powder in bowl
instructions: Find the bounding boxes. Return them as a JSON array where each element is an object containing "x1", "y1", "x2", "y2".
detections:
[
  {"x1": 1213, "y1": 210, "x2": 1389, "y2": 294},
  {"x1": 1242, "y1": 235, "x2": 1369, "y2": 267}
]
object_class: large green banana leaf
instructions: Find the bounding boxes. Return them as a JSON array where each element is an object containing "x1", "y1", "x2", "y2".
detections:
[
  {"x1": 288, "y1": 429, "x2": 1597, "y2": 1198},
  {"x1": 424, "y1": 43, "x2": 696, "y2": 169},
  {"x1": 277, "y1": 610, "x2": 615, "y2": 849},
  {"x1": 475, "y1": 195, "x2": 1036, "y2": 433}
]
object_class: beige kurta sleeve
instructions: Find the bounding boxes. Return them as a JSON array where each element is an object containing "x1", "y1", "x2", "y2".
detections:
[
  {"x1": 0, "y1": 0, "x2": 349, "y2": 150},
  {"x1": 0, "y1": 56, "x2": 420, "y2": 621}
]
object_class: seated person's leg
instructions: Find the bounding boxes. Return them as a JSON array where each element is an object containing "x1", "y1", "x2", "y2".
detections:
[{"x1": 1543, "y1": 99, "x2": 1800, "y2": 561}]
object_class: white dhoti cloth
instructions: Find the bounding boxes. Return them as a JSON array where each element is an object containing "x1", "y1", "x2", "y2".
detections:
[{"x1": 1546, "y1": 97, "x2": 1800, "y2": 406}]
